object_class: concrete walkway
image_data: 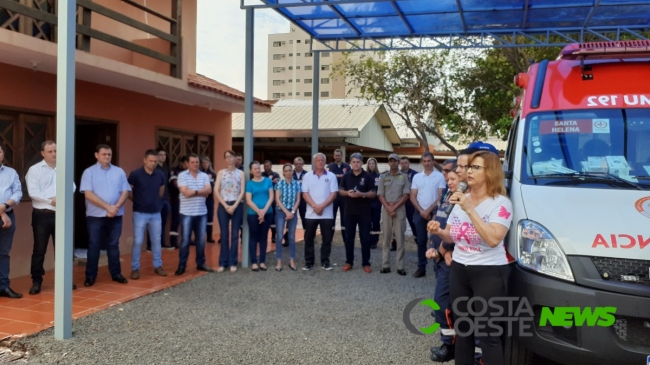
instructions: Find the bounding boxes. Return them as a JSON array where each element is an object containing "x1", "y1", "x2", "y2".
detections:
[{"x1": 12, "y1": 234, "x2": 446, "y2": 364}]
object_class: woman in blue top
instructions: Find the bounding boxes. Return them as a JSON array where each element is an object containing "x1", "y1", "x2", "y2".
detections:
[
  {"x1": 274, "y1": 164, "x2": 301, "y2": 271},
  {"x1": 245, "y1": 161, "x2": 274, "y2": 271},
  {"x1": 365, "y1": 158, "x2": 382, "y2": 249}
]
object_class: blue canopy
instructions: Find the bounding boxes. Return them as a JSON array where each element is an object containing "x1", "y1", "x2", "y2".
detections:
[{"x1": 252, "y1": 0, "x2": 650, "y2": 48}]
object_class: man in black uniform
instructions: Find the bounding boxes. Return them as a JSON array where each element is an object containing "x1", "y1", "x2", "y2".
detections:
[
  {"x1": 339, "y1": 153, "x2": 376, "y2": 273},
  {"x1": 168, "y1": 156, "x2": 188, "y2": 248},
  {"x1": 262, "y1": 160, "x2": 280, "y2": 243},
  {"x1": 326, "y1": 149, "x2": 350, "y2": 243},
  {"x1": 235, "y1": 153, "x2": 244, "y2": 171},
  {"x1": 397, "y1": 156, "x2": 418, "y2": 251}
]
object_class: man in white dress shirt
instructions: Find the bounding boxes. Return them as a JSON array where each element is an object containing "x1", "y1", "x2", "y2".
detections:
[{"x1": 26, "y1": 141, "x2": 77, "y2": 294}]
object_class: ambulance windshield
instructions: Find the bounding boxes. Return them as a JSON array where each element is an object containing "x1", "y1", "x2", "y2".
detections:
[{"x1": 522, "y1": 108, "x2": 650, "y2": 189}]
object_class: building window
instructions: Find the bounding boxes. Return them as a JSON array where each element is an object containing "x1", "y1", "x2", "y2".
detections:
[
  {"x1": 304, "y1": 79, "x2": 313, "y2": 84},
  {"x1": 322, "y1": 52, "x2": 330, "y2": 57},
  {"x1": 296, "y1": 92, "x2": 301, "y2": 96},
  {"x1": 289, "y1": 40, "x2": 293, "y2": 44},
  {"x1": 273, "y1": 93, "x2": 282, "y2": 99},
  {"x1": 296, "y1": 66, "x2": 301, "y2": 69},
  {"x1": 289, "y1": 79, "x2": 293, "y2": 83},
  {"x1": 273, "y1": 67, "x2": 283, "y2": 73},
  {"x1": 321, "y1": 91, "x2": 329, "y2": 97},
  {"x1": 288, "y1": 66, "x2": 293, "y2": 70},
  {"x1": 0, "y1": 110, "x2": 54, "y2": 200},
  {"x1": 273, "y1": 54, "x2": 284, "y2": 60},
  {"x1": 297, "y1": 53, "x2": 301, "y2": 56},
  {"x1": 272, "y1": 80, "x2": 283, "y2": 86},
  {"x1": 273, "y1": 41, "x2": 281, "y2": 47},
  {"x1": 321, "y1": 78, "x2": 330, "y2": 84},
  {"x1": 289, "y1": 53, "x2": 293, "y2": 57},
  {"x1": 297, "y1": 40, "x2": 301, "y2": 43},
  {"x1": 305, "y1": 65, "x2": 313, "y2": 71},
  {"x1": 156, "y1": 128, "x2": 214, "y2": 172},
  {"x1": 305, "y1": 39, "x2": 311, "y2": 44},
  {"x1": 288, "y1": 92, "x2": 292, "y2": 96},
  {"x1": 296, "y1": 79, "x2": 300, "y2": 82},
  {"x1": 304, "y1": 92, "x2": 312, "y2": 97},
  {"x1": 305, "y1": 52, "x2": 313, "y2": 57},
  {"x1": 321, "y1": 65, "x2": 330, "y2": 71}
]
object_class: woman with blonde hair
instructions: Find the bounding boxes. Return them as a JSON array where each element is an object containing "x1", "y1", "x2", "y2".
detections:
[{"x1": 428, "y1": 151, "x2": 513, "y2": 365}]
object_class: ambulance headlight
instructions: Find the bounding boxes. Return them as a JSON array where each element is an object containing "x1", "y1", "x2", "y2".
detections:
[{"x1": 517, "y1": 220, "x2": 574, "y2": 282}]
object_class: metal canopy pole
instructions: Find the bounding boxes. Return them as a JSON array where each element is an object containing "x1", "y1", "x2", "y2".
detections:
[
  {"x1": 242, "y1": 6, "x2": 254, "y2": 268},
  {"x1": 311, "y1": 51, "x2": 320, "y2": 160},
  {"x1": 54, "y1": 0, "x2": 76, "y2": 340}
]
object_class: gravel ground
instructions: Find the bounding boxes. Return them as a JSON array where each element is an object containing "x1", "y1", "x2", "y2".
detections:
[{"x1": 14, "y1": 233, "x2": 450, "y2": 365}]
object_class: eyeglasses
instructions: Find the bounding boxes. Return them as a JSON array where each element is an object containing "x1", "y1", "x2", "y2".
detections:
[
  {"x1": 457, "y1": 165, "x2": 469, "y2": 170},
  {"x1": 467, "y1": 165, "x2": 484, "y2": 172}
]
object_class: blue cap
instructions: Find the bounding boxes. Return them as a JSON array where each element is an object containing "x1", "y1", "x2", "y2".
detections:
[{"x1": 466, "y1": 141, "x2": 499, "y2": 155}]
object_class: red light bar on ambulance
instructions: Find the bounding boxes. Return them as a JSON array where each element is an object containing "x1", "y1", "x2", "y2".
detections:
[{"x1": 560, "y1": 40, "x2": 650, "y2": 60}]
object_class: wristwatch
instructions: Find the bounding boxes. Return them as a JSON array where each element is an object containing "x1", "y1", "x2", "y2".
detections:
[
  {"x1": 3, "y1": 203, "x2": 9, "y2": 211},
  {"x1": 194, "y1": 190, "x2": 198, "y2": 196}
]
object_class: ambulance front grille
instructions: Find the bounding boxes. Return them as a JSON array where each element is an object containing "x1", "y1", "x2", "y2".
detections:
[{"x1": 591, "y1": 257, "x2": 650, "y2": 286}]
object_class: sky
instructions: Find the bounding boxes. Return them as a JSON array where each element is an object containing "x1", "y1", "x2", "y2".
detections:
[{"x1": 196, "y1": 1, "x2": 288, "y2": 100}]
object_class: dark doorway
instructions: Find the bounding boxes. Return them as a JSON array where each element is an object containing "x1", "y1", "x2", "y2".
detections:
[{"x1": 74, "y1": 120, "x2": 118, "y2": 249}]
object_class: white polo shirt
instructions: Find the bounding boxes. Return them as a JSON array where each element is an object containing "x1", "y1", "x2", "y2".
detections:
[
  {"x1": 411, "y1": 170, "x2": 446, "y2": 210},
  {"x1": 301, "y1": 170, "x2": 338, "y2": 219}
]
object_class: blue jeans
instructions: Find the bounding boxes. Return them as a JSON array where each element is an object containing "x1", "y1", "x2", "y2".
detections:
[
  {"x1": 86, "y1": 216, "x2": 123, "y2": 280},
  {"x1": 178, "y1": 214, "x2": 207, "y2": 269},
  {"x1": 132, "y1": 212, "x2": 163, "y2": 270},
  {"x1": 413, "y1": 213, "x2": 430, "y2": 272},
  {"x1": 247, "y1": 214, "x2": 272, "y2": 265},
  {"x1": 217, "y1": 202, "x2": 243, "y2": 267},
  {"x1": 0, "y1": 213, "x2": 16, "y2": 290},
  {"x1": 147, "y1": 199, "x2": 170, "y2": 250},
  {"x1": 275, "y1": 209, "x2": 297, "y2": 260}
]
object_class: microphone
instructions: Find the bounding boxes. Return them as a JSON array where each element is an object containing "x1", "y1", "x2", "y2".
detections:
[{"x1": 444, "y1": 182, "x2": 468, "y2": 215}]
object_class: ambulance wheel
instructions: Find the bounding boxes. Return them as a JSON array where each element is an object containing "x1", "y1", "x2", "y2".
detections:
[{"x1": 504, "y1": 336, "x2": 533, "y2": 365}]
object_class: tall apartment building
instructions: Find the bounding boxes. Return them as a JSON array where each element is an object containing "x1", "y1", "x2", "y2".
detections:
[{"x1": 267, "y1": 25, "x2": 354, "y2": 100}]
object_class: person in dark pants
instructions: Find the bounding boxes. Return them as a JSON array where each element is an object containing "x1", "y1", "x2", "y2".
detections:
[
  {"x1": 128, "y1": 149, "x2": 167, "y2": 280},
  {"x1": 169, "y1": 156, "x2": 189, "y2": 248},
  {"x1": 339, "y1": 153, "x2": 377, "y2": 273},
  {"x1": 291, "y1": 156, "x2": 308, "y2": 248},
  {"x1": 327, "y1": 149, "x2": 350, "y2": 243},
  {"x1": 26, "y1": 140, "x2": 77, "y2": 295},
  {"x1": 147, "y1": 148, "x2": 173, "y2": 251},
  {"x1": 365, "y1": 158, "x2": 381, "y2": 249},
  {"x1": 175, "y1": 154, "x2": 214, "y2": 276},
  {"x1": 409, "y1": 152, "x2": 445, "y2": 278},
  {"x1": 245, "y1": 161, "x2": 274, "y2": 272},
  {"x1": 0, "y1": 143, "x2": 23, "y2": 299},
  {"x1": 262, "y1": 160, "x2": 280, "y2": 244},
  {"x1": 428, "y1": 151, "x2": 513, "y2": 365},
  {"x1": 80, "y1": 144, "x2": 131, "y2": 287},
  {"x1": 399, "y1": 157, "x2": 418, "y2": 250},
  {"x1": 214, "y1": 150, "x2": 245, "y2": 273},
  {"x1": 201, "y1": 156, "x2": 217, "y2": 244},
  {"x1": 301, "y1": 153, "x2": 338, "y2": 271},
  {"x1": 427, "y1": 165, "x2": 459, "y2": 362}
]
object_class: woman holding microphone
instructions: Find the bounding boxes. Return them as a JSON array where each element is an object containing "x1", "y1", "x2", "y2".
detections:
[{"x1": 427, "y1": 150, "x2": 513, "y2": 365}]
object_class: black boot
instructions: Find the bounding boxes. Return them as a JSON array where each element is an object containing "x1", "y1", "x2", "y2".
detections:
[{"x1": 430, "y1": 344, "x2": 454, "y2": 362}]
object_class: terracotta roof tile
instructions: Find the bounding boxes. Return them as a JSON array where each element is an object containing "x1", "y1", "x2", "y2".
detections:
[{"x1": 188, "y1": 74, "x2": 272, "y2": 107}]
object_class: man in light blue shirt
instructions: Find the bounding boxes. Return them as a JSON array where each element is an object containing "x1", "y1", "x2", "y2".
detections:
[
  {"x1": 80, "y1": 144, "x2": 131, "y2": 287},
  {"x1": 0, "y1": 143, "x2": 22, "y2": 298}
]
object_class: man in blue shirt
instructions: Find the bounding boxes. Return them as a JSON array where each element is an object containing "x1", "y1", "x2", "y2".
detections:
[
  {"x1": 175, "y1": 154, "x2": 214, "y2": 276},
  {"x1": 80, "y1": 144, "x2": 131, "y2": 287},
  {"x1": 128, "y1": 149, "x2": 167, "y2": 280},
  {"x1": 0, "y1": 143, "x2": 22, "y2": 298},
  {"x1": 326, "y1": 149, "x2": 350, "y2": 243}
]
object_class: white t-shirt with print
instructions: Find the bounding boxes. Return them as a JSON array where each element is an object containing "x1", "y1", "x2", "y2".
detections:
[{"x1": 449, "y1": 194, "x2": 513, "y2": 266}]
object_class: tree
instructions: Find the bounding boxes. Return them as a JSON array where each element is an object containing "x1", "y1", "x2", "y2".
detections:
[{"x1": 332, "y1": 50, "x2": 467, "y2": 155}]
